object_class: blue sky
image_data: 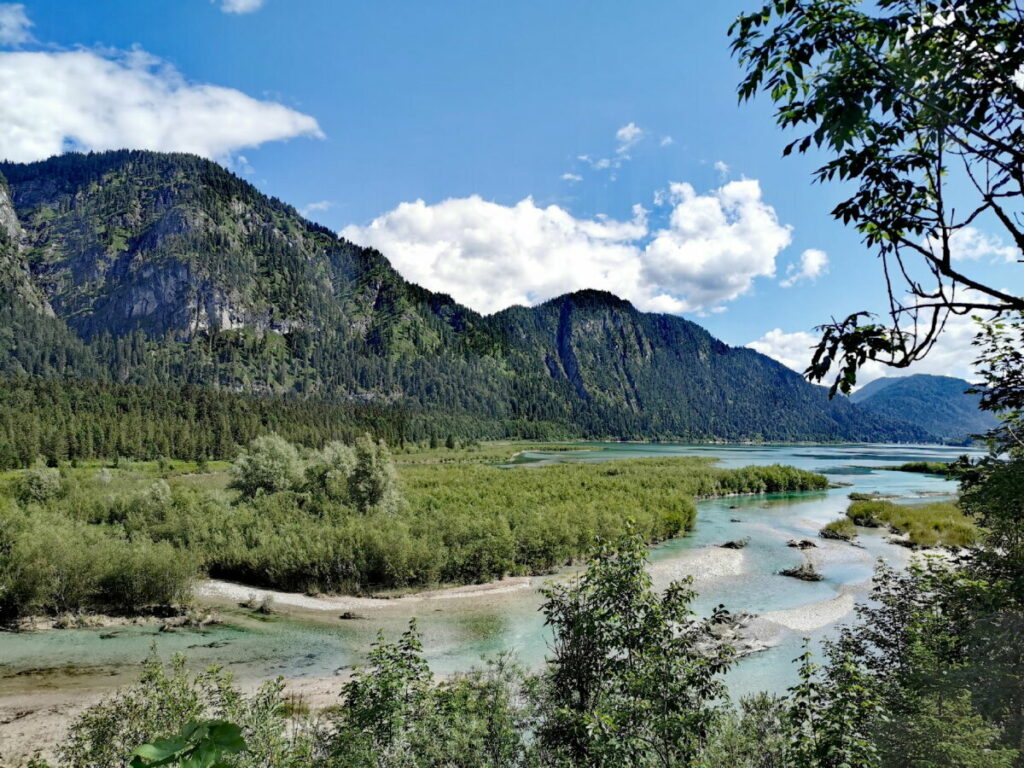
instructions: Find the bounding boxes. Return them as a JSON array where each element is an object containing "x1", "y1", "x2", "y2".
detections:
[{"x1": 1, "y1": 0, "x2": 1020, "y2": 382}]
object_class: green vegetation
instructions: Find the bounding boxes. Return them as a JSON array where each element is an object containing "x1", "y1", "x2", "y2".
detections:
[
  {"x1": 819, "y1": 517, "x2": 857, "y2": 542},
  {"x1": 0, "y1": 441, "x2": 827, "y2": 622},
  {"x1": 845, "y1": 499, "x2": 978, "y2": 549},
  {"x1": 40, "y1": 524, "x2": 1019, "y2": 768},
  {"x1": 847, "y1": 491, "x2": 892, "y2": 501},
  {"x1": 893, "y1": 461, "x2": 953, "y2": 475}
]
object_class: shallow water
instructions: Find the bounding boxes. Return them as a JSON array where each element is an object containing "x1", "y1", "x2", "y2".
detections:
[{"x1": 0, "y1": 442, "x2": 982, "y2": 699}]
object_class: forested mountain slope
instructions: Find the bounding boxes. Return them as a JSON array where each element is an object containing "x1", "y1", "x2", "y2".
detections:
[
  {"x1": 0, "y1": 150, "x2": 931, "y2": 445},
  {"x1": 851, "y1": 374, "x2": 998, "y2": 443}
]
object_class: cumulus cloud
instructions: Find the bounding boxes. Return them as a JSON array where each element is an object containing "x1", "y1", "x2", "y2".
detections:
[
  {"x1": 561, "y1": 172, "x2": 582, "y2": 182},
  {"x1": 0, "y1": 3, "x2": 30, "y2": 46},
  {"x1": 713, "y1": 160, "x2": 730, "y2": 178},
  {"x1": 217, "y1": 0, "x2": 265, "y2": 13},
  {"x1": 926, "y1": 226, "x2": 1021, "y2": 263},
  {"x1": 660, "y1": 136, "x2": 674, "y2": 147},
  {"x1": 748, "y1": 329, "x2": 819, "y2": 374},
  {"x1": 780, "y1": 248, "x2": 828, "y2": 287},
  {"x1": 749, "y1": 309, "x2": 985, "y2": 387},
  {"x1": 642, "y1": 180, "x2": 791, "y2": 312},
  {"x1": 0, "y1": 47, "x2": 323, "y2": 163},
  {"x1": 341, "y1": 197, "x2": 648, "y2": 314},
  {"x1": 341, "y1": 179, "x2": 793, "y2": 316}
]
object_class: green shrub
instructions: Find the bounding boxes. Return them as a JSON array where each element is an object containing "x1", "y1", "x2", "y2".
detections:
[
  {"x1": 229, "y1": 435, "x2": 302, "y2": 498},
  {"x1": 348, "y1": 434, "x2": 402, "y2": 515},
  {"x1": 17, "y1": 461, "x2": 63, "y2": 503},
  {"x1": 304, "y1": 441, "x2": 356, "y2": 501},
  {"x1": 0, "y1": 507, "x2": 196, "y2": 622}
]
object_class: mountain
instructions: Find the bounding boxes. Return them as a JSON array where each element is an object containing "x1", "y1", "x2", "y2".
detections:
[
  {"x1": 0, "y1": 150, "x2": 930, "y2": 444},
  {"x1": 850, "y1": 374, "x2": 998, "y2": 443}
]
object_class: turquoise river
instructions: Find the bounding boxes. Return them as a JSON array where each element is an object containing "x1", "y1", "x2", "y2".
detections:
[{"x1": 0, "y1": 442, "x2": 984, "y2": 704}]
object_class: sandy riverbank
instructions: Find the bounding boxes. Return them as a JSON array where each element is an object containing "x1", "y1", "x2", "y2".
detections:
[{"x1": 196, "y1": 543, "x2": 746, "y2": 619}]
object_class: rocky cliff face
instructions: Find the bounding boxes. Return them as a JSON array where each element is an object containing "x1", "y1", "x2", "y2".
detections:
[
  {"x1": 0, "y1": 173, "x2": 51, "y2": 314},
  {"x1": 3, "y1": 153, "x2": 341, "y2": 338}
]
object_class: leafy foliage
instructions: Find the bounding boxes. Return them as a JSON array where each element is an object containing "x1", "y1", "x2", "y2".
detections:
[
  {"x1": 229, "y1": 435, "x2": 302, "y2": 498},
  {"x1": 844, "y1": 498, "x2": 978, "y2": 548},
  {"x1": 538, "y1": 530, "x2": 732, "y2": 766},
  {"x1": 129, "y1": 721, "x2": 245, "y2": 768},
  {"x1": 0, "y1": 447, "x2": 828, "y2": 619},
  {"x1": 731, "y1": 0, "x2": 1024, "y2": 392}
]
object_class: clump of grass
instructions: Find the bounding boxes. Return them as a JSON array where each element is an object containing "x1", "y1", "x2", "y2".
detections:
[
  {"x1": 820, "y1": 518, "x2": 857, "y2": 542},
  {"x1": 279, "y1": 694, "x2": 310, "y2": 718},
  {"x1": 894, "y1": 461, "x2": 952, "y2": 475},
  {"x1": 848, "y1": 491, "x2": 895, "y2": 502},
  {"x1": 845, "y1": 499, "x2": 977, "y2": 549},
  {"x1": 244, "y1": 593, "x2": 275, "y2": 614},
  {"x1": 847, "y1": 500, "x2": 890, "y2": 527}
]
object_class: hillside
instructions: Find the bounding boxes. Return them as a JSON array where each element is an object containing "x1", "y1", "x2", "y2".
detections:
[
  {"x1": 0, "y1": 150, "x2": 931, "y2": 448},
  {"x1": 851, "y1": 374, "x2": 998, "y2": 443}
]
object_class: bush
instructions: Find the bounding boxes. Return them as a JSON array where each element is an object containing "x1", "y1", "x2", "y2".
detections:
[
  {"x1": 229, "y1": 435, "x2": 302, "y2": 498},
  {"x1": 348, "y1": 434, "x2": 402, "y2": 515},
  {"x1": 304, "y1": 441, "x2": 357, "y2": 502},
  {"x1": 17, "y1": 461, "x2": 63, "y2": 503},
  {"x1": 0, "y1": 507, "x2": 196, "y2": 622}
]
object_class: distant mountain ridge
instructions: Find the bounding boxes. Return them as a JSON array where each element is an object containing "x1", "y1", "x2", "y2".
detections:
[
  {"x1": 851, "y1": 374, "x2": 998, "y2": 443},
  {"x1": 0, "y1": 150, "x2": 932, "y2": 443}
]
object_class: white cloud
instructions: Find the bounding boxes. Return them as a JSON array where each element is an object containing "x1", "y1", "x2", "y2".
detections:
[
  {"x1": 713, "y1": 160, "x2": 730, "y2": 178},
  {"x1": 748, "y1": 329, "x2": 819, "y2": 374},
  {"x1": 642, "y1": 180, "x2": 792, "y2": 312},
  {"x1": 572, "y1": 123, "x2": 647, "y2": 174},
  {"x1": 749, "y1": 309, "x2": 984, "y2": 388},
  {"x1": 300, "y1": 200, "x2": 333, "y2": 217},
  {"x1": 615, "y1": 122, "x2": 643, "y2": 154},
  {"x1": 926, "y1": 226, "x2": 1021, "y2": 263},
  {"x1": 660, "y1": 136, "x2": 674, "y2": 147},
  {"x1": 0, "y1": 3, "x2": 31, "y2": 46},
  {"x1": 561, "y1": 172, "x2": 582, "y2": 182},
  {"x1": 342, "y1": 196, "x2": 647, "y2": 314},
  {"x1": 341, "y1": 179, "x2": 793, "y2": 316},
  {"x1": 0, "y1": 47, "x2": 323, "y2": 163},
  {"x1": 780, "y1": 248, "x2": 828, "y2": 287},
  {"x1": 217, "y1": 0, "x2": 265, "y2": 13}
]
